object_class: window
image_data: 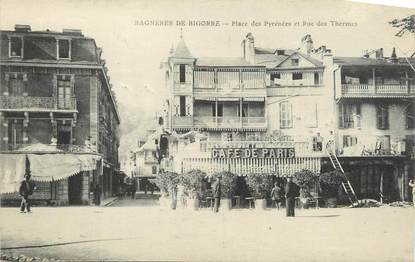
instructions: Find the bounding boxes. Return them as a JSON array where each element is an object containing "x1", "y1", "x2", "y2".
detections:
[
  {"x1": 237, "y1": 103, "x2": 248, "y2": 117},
  {"x1": 339, "y1": 103, "x2": 359, "y2": 128},
  {"x1": 314, "y1": 72, "x2": 320, "y2": 85},
  {"x1": 279, "y1": 102, "x2": 292, "y2": 129},
  {"x1": 276, "y1": 50, "x2": 285, "y2": 56},
  {"x1": 291, "y1": 59, "x2": 299, "y2": 66},
  {"x1": 292, "y1": 73, "x2": 303, "y2": 80},
  {"x1": 152, "y1": 166, "x2": 157, "y2": 174},
  {"x1": 406, "y1": 103, "x2": 415, "y2": 129},
  {"x1": 179, "y1": 64, "x2": 186, "y2": 83},
  {"x1": 9, "y1": 77, "x2": 24, "y2": 96},
  {"x1": 8, "y1": 120, "x2": 23, "y2": 150},
  {"x1": 10, "y1": 37, "x2": 23, "y2": 57},
  {"x1": 57, "y1": 76, "x2": 73, "y2": 109},
  {"x1": 222, "y1": 132, "x2": 233, "y2": 141},
  {"x1": 213, "y1": 102, "x2": 223, "y2": 117},
  {"x1": 376, "y1": 105, "x2": 389, "y2": 130},
  {"x1": 57, "y1": 39, "x2": 70, "y2": 59},
  {"x1": 179, "y1": 96, "x2": 186, "y2": 116},
  {"x1": 270, "y1": 72, "x2": 280, "y2": 82},
  {"x1": 343, "y1": 135, "x2": 358, "y2": 147}
]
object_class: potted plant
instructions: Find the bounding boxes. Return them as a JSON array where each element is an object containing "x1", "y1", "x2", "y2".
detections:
[
  {"x1": 246, "y1": 173, "x2": 274, "y2": 210},
  {"x1": 293, "y1": 169, "x2": 318, "y2": 209},
  {"x1": 180, "y1": 169, "x2": 206, "y2": 210},
  {"x1": 319, "y1": 170, "x2": 346, "y2": 208},
  {"x1": 155, "y1": 170, "x2": 180, "y2": 210},
  {"x1": 212, "y1": 171, "x2": 237, "y2": 210}
]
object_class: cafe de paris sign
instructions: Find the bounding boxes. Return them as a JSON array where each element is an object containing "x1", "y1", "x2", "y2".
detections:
[{"x1": 211, "y1": 148, "x2": 295, "y2": 159}]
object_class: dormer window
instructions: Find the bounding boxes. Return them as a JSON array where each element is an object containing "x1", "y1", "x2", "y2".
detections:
[
  {"x1": 10, "y1": 37, "x2": 23, "y2": 57},
  {"x1": 291, "y1": 58, "x2": 299, "y2": 66},
  {"x1": 57, "y1": 39, "x2": 71, "y2": 59}
]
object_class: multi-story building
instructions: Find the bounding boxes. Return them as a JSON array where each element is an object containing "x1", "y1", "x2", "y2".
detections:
[
  {"x1": 0, "y1": 25, "x2": 120, "y2": 205},
  {"x1": 159, "y1": 32, "x2": 414, "y2": 203}
]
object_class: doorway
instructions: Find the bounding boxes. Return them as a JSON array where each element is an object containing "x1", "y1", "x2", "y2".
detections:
[
  {"x1": 68, "y1": 173, "x2": 83, "y2": 205},
  {"x1": 57, "y1": 124, "x2": 72, "y2": 146}
]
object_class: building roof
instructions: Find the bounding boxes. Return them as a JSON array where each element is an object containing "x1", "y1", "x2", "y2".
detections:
[
  {"x1": 196, "y1": 57, "x2": 262, "y2": 67},
  {"x1": 334, "y1": 57, "x2": 411, "y2": 67},
  {"x1": 254, "y1": 47, "x2": 322, "y2": 68},
  {"x1": 172, "y1": 38, "x2": 193, "y2": 59}
]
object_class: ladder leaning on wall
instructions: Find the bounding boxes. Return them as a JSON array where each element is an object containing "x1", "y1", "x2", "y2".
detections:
[{"x1": 327, "y1": 148, "x2": 360, "y2": 207}]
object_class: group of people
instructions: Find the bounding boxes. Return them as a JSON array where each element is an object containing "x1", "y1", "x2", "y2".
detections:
[{"x1": 211, "y1": 176, "x2": 300, "y2": 216}]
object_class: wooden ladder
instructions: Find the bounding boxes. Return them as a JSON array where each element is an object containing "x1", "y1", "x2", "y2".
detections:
[{"x1": 327, "y1": 149, "x2": 360, "y2": 207}]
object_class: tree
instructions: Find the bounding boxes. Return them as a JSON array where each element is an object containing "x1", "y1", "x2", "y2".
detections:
[{"x1": 389, "y1": 15, "x2": 415, "y2": 37}]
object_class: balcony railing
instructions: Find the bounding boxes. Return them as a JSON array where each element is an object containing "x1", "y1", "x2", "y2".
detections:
[
  {"x1": 341, "y1": 84, "x2": 415, "y2": 97},
  {"x1": 192, "y1": 116, "x2": 266, "y2": 129},
  {"x1": 172, "y1": 116, "x2": 193, "y2": 127},
  {"x1": 0, "y1": 96, "x2": 77, "y2": 111}
]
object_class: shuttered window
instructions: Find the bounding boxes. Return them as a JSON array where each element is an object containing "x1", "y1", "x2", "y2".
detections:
[
  {"x1": 376, "y1": 105, "x2": 389, "y2": 130},
  {"x1": 280, "y1": 102, "x2": 292, "y2": 129}
]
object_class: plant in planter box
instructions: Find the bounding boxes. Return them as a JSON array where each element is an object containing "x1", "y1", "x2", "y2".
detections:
[
  {"x1": 246, "y1": 173, "x2": 274, "y2": 210},
  {"x1": 180, "y1": 169, "x2": 207, "y2": 210},
  {"x1": 155, "y1": 170, "x2": 180, "y2": 209},
  {"x1": 293, "y1": 169, "x2": 318, "y2": 208},
  {"x1": 212, "y1": 171, "x2": 237, "y2": 210},
  {"x1": 319, "y1": 170, "x2": 347, "y2": 207}
]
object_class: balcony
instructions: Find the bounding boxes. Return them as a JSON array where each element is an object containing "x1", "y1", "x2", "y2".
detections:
[
  {"x1": 0, "y1": 96, "x2": 77, "y2": 112},
  {"x1": 172, "y1": 116, "x2": 193, "y2": 129},
  {"x1": 341, "y1": 84, "x2": 415, "y2": 98},
  {"x1": 193, "y1": 116, "x2": 267, "y2": 130}
]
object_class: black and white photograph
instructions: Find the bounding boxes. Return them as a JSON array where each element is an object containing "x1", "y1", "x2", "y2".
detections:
[{"x1": 0, "y1": 0, "x2": 414, "y2": 261}]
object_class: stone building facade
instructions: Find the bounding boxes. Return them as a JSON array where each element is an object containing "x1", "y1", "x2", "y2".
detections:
[{"x1": 0, "y1": 25, "x2": 120, "y2": 205}]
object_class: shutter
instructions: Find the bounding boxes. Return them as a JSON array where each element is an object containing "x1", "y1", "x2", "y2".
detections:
[
  {"x1": 174, "y1": 65, "x2": 179, "y2": 83},
  {"x1": 174, "y1": 96, "x2": 180, "y2": 116},
  {"x1": 339, "y1": 104, "x2": 344, "y2": 128},
  {"x1": 186, "y1": 65, "x2": 192, "y2": 85},
  {"x1": 186, "y1": 96, "x2": 193, "y2": 116}
]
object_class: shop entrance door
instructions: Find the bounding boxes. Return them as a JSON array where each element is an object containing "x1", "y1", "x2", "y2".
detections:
[{"x1": 68, "y1": 173, "x2": 83, "y2": 205}]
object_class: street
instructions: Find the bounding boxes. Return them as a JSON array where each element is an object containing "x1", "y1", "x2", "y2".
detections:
[{"x1": 0, "y1": 201, "x2": 414, "y2": 262}]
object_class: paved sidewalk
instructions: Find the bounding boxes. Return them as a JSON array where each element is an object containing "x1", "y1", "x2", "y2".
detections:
[{"x1": 0, "y1": 206, "x2": 413, "y2": 261}]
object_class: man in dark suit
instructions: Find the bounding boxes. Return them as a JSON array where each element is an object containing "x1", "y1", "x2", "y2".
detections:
[
  {"x1": 285, "y1": 177, "x2": 299, "y2": 217},
  {"x1": 213, "y1": 175, "x2": 222, "y2": 213},
  {"x1": 19, "y1": 173, "x2": 36, "y2": 213}
]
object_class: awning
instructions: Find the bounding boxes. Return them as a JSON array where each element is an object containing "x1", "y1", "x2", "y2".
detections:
[
  {"x1": 0, "y1": 154, "x2": 26, "y2": 194},
  {"x1": 28, "y1": 154, "x2": 101, "y2": 182},
  {"x1": 194, "y1": 97, "x2": 216, "y2": 101},
  {"x1": 0, "y1": 153, "x2": 101, "y2": 194},
  {"x1": 217, "y1": 97, "x2": 240, "y2": 102}
]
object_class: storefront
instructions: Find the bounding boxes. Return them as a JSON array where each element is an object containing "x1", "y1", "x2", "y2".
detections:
[{"x1": 0, "y1": 153, "x2": 101, "y2": 206}]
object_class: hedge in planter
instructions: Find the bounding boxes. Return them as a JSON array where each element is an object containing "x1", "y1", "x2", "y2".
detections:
[
  {"x1": 180, "y1": 169, "x2": 207, "y2": 210},
  {"x1": 319, "y1": 170, "x2": 347, "y2": 207},
  {"x1": 293, "y1": 169, "x2": 318, "y2": 208},
  {"x1": 155, "y1": 170, "x2": 180, "y2": 209},
  {"x1": 246, "y1": 173, "x2": 274, "y2": 199}
]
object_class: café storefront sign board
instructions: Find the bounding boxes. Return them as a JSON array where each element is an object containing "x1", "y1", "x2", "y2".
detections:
[{"x1": 211, "y1": 148, "x2": 295, "y2": 159}]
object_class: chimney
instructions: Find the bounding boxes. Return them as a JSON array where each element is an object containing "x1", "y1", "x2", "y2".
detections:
[
  {"x1": 243, "y1": 33, "x2": 255, "y2": 64},
  {"x1": 375, "y1": 48, "x2": 383, "y2": 59},
  {"x1": 15, "y1": 24, "x2": 31, "y2": 32},
  {"x1": 390, "y1": 47, "x2": 398, "y2": 63},
  {"x1": 300, "y1": 34, "x2": 313, "y2": 55}
]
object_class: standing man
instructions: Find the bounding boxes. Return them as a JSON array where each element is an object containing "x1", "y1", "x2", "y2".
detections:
[
  {"x1": 131, "y1": 177, "x2": 138, "y2": 199},
  {"x1": 409, "y1": 180, "x2": 415, "y2": 206},
  {"x1": 213, "y1": 175, "x2": 222, "y2": 213},
  {"x1": 93, "y1": 183, "x2": 101, "y2": 206},
  {"x1": 285, "y1": 177, "x2": 299, "y2": 217},
  {"x1": 19, "y1": 173, "x2": 36, "y2": 213},
  {"x1": 271, "y1": 182, "x2": 283, "y2": 210}
]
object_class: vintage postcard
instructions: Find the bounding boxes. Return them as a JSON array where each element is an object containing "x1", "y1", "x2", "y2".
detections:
[{"x1": 0, "y1": 0, "x2": 414, "y2": 261}]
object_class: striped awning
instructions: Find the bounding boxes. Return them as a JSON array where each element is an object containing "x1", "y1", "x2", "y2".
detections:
[
  {"x1": 217, "y1": 97, "x2": 240, "y2": 102},
  {"x1": 180, "y1": 157, "x2": 321, "y2": 176},
  {"x1": 0, "y1": 153, "x2": 101, "y2": 193},
  {"x1": 194, "y1": 97, "x2": 216, "y2": 101}
]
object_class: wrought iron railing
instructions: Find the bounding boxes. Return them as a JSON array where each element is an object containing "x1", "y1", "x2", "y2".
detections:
[{"x1": 0, "y1": 96, "x2": 77, "y2": 110}]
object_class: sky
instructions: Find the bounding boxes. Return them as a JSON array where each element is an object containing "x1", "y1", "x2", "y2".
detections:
[{"x1": 1, "y1": 0, "x2": 414, "y2": 165}]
